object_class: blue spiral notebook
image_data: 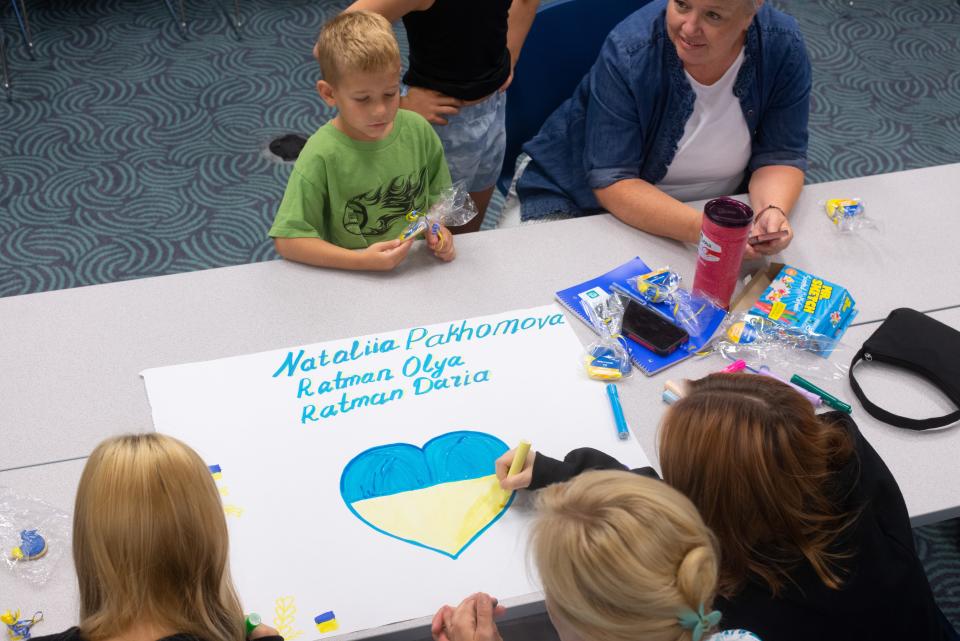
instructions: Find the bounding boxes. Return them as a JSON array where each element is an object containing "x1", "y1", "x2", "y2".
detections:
[{"x1": 555, "y1": 257, "x2": 727, "y2": 375}]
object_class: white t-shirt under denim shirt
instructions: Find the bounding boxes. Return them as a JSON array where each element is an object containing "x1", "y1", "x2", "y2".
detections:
[{"x1": 658, "y1": 48, "x2": 751, "y2": 203}]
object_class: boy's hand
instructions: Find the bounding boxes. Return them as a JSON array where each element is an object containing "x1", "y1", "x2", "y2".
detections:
[
  {"x1": 360, "y1": 238, "x2": 413, "y2": 271},
  {"x1": 402, "y1": 87, "x2": 463, "y2": 125},
  {"x1": 495, "y1": 448, "x2": 536, "y2": 491},
  {"x1": 431, "y1": 593, "x2": 505, "y2": 641},
  {"x1": 427, "y1": 223, "x2": 456, "y2": 262}
]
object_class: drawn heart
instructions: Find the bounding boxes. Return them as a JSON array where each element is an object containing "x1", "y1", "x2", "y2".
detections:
[{"x1": 340, "y1": 431, "x2": 513, "y2": 559}]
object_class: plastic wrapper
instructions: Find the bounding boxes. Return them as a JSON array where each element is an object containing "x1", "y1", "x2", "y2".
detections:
[
  {"x1": 705, "y1": 312, "x2": 853, "y2": 383},
  {"x1": 580, "y1": 292, "x2": 632, "y2": 380},
  {"x1": 397, "y1": 182, "x2": 479, "y2": 240},
  {"x1": 2, "y1": 610, "x2": 44, "y2": 641},
  {"x1": 823, "y1": 198, "x2": 877, "y2": 233},
  {"x1": 0, "y1": 487, "x2": 70, "y2": 586},
  {"x1": 622, "y1": 267, "x2": 725, "y2": 339}
]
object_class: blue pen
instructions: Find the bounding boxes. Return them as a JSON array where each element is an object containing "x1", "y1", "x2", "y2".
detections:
[{"x1": 606, "y1": 383, "x2": 630, "y2": 440}]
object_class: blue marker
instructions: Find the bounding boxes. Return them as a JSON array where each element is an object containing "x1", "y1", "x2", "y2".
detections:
[{"x1": 605, "y1": 383, "x2": 630, "y2": 440}]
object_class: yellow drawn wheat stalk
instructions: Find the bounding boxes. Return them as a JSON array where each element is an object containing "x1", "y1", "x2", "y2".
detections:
[{"x1": 273, "y1": 596, "x2": 304, "y2": 641}]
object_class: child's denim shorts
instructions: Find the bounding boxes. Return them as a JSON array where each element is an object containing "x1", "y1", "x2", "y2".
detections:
[{"x1": 404, "y1": 86, "x2": 507, "y2": 193}]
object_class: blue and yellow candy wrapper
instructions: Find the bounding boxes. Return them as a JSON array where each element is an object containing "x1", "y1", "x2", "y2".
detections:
[
  {"x1": 824, "y1": 198, "x2": 876, "y2": 233},
  {"x1": 1, "y1": 487, "x2": 70, "y2": 586},
  {"x1": 2, "y1": 610, "x2": 42, "y2": 641},
  {"x1": 396, "y1": 182, "x2": 479, "y2": 242},
  {"x1": 579, "y1": 288, "x2": 632, "y2": 380},
  {"x1": 397, "y1": 212, "x2": 428, "y2": 241}
]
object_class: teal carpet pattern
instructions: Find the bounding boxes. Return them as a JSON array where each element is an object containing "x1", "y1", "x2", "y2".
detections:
[
  {"x1": 1, "y1": 0, "x2": 351, "y2": 295},
  {"x1": 0, "y1": 0, "x2": 958, "y2": 629},
  {"x1": 2, "y1": 0, "x2": 959, "y2": 295}
]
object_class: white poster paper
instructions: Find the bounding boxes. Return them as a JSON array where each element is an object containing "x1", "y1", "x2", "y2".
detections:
[{"x1": 141, "y1": 305, "x2": 650, "y2": 638}]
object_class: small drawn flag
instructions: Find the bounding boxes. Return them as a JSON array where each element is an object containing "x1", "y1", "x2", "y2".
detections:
[
  {"x1": 314, "y1": 612, "x2": 339, "y2": 634},
  {"x1": 209, "y1": 464, "x2": 222, "y2": 480}
]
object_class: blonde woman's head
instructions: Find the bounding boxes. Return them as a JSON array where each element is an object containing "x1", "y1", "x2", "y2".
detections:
[
  {"x1": 74, "y1": 433, "x2": 243, "y2": 641},
  {"x1": 531, "y1": 471, "x2": 720, "y2": 641}
]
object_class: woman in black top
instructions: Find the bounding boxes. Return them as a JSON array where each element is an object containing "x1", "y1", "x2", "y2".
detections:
[
  {"x1": 497, "y1": 373, "x2": 955, "y2": 640},
  {"x1": 340, "y1": 0, "x2": 539, "y2": 231},
  {"x1": 31, "y1": 434, "x2": 283, "y2": 641}
]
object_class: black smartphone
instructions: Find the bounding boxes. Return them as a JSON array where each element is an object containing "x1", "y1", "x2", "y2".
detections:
[
  {"x1": 622, "y1": 299, "x2": 689, "y2": 356},
  {"x1": 748, "y1": 229, "x2": 789, "y2": 245}
]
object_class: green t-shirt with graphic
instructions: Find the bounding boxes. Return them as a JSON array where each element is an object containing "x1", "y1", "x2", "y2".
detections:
[{"x1": 269, "y1": 110, "x2": 452, "y2": 249}]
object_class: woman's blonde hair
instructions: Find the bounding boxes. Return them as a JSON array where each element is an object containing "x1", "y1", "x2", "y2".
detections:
[
  {"x1": 74, "y1": 433, "x2": 244, "y2": 641},
  {"x1": 659, "y1": 373, "x2": 855, "y2": 598},
  {"x1": 531, "y1": 471, "x2": 720, "y2": 641},
  {"x1": 315, "y1": 11, "x2": 401, "y2": 84}
]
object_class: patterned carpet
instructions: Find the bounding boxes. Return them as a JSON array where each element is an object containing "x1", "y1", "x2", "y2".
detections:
[{"x1": 1, "y1": 0, "x2": 958, "y2": 629}]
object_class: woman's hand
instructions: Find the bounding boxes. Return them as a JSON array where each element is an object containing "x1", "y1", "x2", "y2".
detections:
[
  {"x1": 401, "y1": 87, "x2": 463, "y2": 126},
  {"x1": 431, "y1": 593, "x2": 506, "y2": 641},
  {"x1": 744, "y1": 206, "x2": 793, "y2": 259},
  {"x1": 495, "y1": 448, "x2": 536, "y2": 491}
]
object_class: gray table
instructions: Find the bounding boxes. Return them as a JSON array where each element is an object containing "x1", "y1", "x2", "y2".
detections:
[
  {"x1": 6, "y1": 165, "x2": 960, "y2": 472},
  {"x1": 4, "y1": 308, "x2": 959, "y2": 639},
  {"x1": 687, "y1": 162, "x2": 960, "y2": 324},
  {"x1": 2, "y1": 214, "x2": 696, "y2": 472},
  {"x1": 3, "y1": 164, "x2": 960, "y2": 640}
]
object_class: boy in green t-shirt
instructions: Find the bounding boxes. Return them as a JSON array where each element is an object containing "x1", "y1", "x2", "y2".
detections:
[{"x1": 270, "y1": 11, "x2": 455, "y2": 270}]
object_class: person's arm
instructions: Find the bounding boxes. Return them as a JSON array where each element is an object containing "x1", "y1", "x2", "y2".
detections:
[
  {"x1": 578, "y1": 32, "x2": 701, "y2": 242},
  {"x1": 496, "y1": 447, "x2": 657, "y2": 491},
  {"x1": 743, "y1": 31, "x2": 811, "y2": 257},
  {"x1": 744, "y1": 165, "x2": 804, "y2": 257},
  {"x1": 501, "y1": 0, "x2": 540, "y2": 92},
  {"x1": 342, "y1": 0, "x2": 432, "y2": 23},
  {"x1": 273, "y1": 236, "x2": 413, "y2": 271},
  {"x1": 594, "y1": 178, "x2": 703, "y2": 244}
]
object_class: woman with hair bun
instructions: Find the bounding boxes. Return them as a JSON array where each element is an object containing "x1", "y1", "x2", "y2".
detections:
[
  {"x1": 431, "y1": 471, "x2": 757, "y2": 641},
  {"x1": 481, "y1": 373, "x2": 954, "y2": 641}
]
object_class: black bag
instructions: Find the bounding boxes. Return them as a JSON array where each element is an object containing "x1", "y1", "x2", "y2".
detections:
[{"x1": 849, "y1": 308, "x2": 960, "y2": 430}]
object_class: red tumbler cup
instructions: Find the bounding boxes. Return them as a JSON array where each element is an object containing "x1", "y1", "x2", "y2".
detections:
[{"x1": 692, "y1": 197, "x2": 754, "y2": 309}]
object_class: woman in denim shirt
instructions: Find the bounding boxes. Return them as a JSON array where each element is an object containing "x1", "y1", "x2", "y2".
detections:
[{"x1": 516, "y1": 0, "x2": 810, "y2": 258}]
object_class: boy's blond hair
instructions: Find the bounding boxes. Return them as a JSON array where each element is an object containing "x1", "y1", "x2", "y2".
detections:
[
  {"x1": 74, "y1": 433, "x2": 245, "y2": 641},
  {"x1": 531, "y1": 471, "x2": 720, "y2": 641},
  {"x1": 316, "y1": 11, "x2": 401, "y2": 84}
]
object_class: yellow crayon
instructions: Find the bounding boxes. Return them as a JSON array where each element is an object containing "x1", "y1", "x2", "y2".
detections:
[
  {"x1": 501, "y1": 440, "x2": 531, "y2": 507},
  {"x1": 508, "y1": 441, "x2": 531, "y2": 477}
]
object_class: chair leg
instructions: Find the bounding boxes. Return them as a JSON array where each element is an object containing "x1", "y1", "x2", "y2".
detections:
[
  {"x1": 9, "y1": 0, "x2": 30, "y2": 53},
  {"x1": 233, "y1": 0, "x2": 241, "y2": 31},
  {"x1": 16, "y1": 0, "x2": 33, "y2": 52},
  {"x1": 159, "y1": 0, "x2": 187, "y2": 34},
  {"x1": 0, "y1": 31, "x2": 11, "y2": 92},
  {"x1": 177, "y1": 0, "x2": 186, "y2": 29}
]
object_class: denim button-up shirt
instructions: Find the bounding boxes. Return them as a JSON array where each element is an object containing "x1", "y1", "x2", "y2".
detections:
[{"x1": 517, "y1": 0, "x2": 811, "y2": 219}]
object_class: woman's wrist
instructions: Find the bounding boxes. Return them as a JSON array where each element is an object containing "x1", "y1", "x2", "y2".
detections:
[{"x1": 756, "y1": 204, "x2": 787, "y2": 219}]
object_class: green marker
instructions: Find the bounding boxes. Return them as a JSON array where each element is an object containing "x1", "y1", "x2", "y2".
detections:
[
  {"x1": 245, "y1": 613, "x2": 261, "y2": 636},
  {"x1": 790, "y1": 375, "x2": 852, "y2": 414}
]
